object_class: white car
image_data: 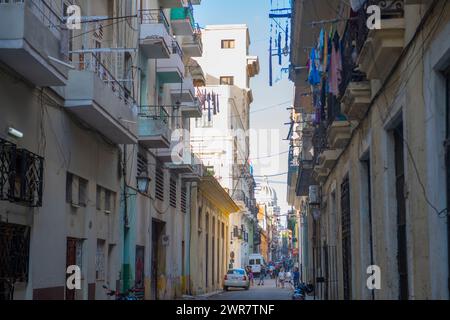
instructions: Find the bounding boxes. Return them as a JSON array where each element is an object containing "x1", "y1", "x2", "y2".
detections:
[{"x1": 223, "y1": 268, "x2": 250, "y2": 291}]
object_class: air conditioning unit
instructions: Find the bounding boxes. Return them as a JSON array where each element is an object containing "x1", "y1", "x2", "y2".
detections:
[{"x1": 309, "y1": 185, "x2": 320, "y2": 205}]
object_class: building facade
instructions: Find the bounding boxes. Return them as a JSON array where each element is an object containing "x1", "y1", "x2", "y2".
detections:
[
  {"x1": 288, "y1": 0, "x2": 450, "y2": 300},
  {"x1": 190, "y1": 24, "x2": 260, "y2": 270},
  {"x1": 0, "y1": 0, "x2": 206, "y2": 300}
]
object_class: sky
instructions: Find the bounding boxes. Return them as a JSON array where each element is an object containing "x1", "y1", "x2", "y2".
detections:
[{"x1": 195, "y1": 0, "x2": 294, "y2": 215}]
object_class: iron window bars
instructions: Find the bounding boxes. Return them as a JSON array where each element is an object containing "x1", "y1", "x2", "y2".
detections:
[{"x1": 0, "y1": 138, "x2": 44, "y2": 207}]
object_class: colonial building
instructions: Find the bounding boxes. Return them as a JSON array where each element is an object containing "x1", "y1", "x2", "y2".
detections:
[
  {"x1": 288, "y1": 0, "x2": 450, "y2": 300},
  {"x1": 0, "y1": 0, "x2": 205, "y2": 300},
  {"x1": 188, "y1": 166, "x2": 238, "y2": 295},
  {"x1": 190, "y1": 24, "x2": 260, "y2": 269}
]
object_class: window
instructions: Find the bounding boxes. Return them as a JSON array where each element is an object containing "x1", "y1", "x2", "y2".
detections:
[
  {"x1": 341, "y1": 176, "x2": 352, "y2": 300},
  {"x1": 169, "y1": 177, "x2": 177, "y2": 208},
  {"x1": 155, "y1": 166, "x2": 164, "y2": 201},
  {"x1": 249, "y1": 259, "x2": 255, "y2": 265},
  {"x1": 221, "y1": 39, "x2": 235, "y2": 49},
  {"x1": 66, "y1": 172, "x2": 88, "y2": 207},
  {"x1": 96, "y1": 185, "x2": 115, "y2": 213},
  {"x1": 78, "y1": 178, "x2": 88, "y2": 207},
  {"x1": 181, "y1": 187, "x2": 187, "y2": 214},
  {"x1": 220, "y1": 76, "x2": 234, "y2": 86},
  {"x1": 96, "y1": 240, "x2": 106, "y2": 281},
  {"x1": 137, "y1": 151, "x2": 148, "y2": 177}
]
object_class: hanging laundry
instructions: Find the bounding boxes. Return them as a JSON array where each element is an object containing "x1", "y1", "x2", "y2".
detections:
[
  {"x1": 207, "y1": 93, "x2": 211, "y2": 121},
  {"x1": 216, "y1": 93, "x2": 220, "y2": 113},
  {"x1": 269, "y1": 36, "x2": 273, "y2": 86},
  {"x1": 278, "y1": 32, "x2": 282, "y2": 65},
  {"x1": 308, "y1": 49, "x2": 321, "y2": 86},
  {"x1": 329, "y1": 31, "x2": 342, "y2": 97},
  {"x1": 322, "y1": 30, "x2": 328, "y2": 72},
  {"x1": 350, "y1": 0, "x2": 367, "y2": 12},
  {"x1": 212, "y1": 92, "x2": 217, "y2": 115}
]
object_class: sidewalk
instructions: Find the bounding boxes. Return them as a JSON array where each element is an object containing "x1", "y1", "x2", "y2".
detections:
[{"x1": 180, "y1": 290, "x2": 223, "y2": 300}]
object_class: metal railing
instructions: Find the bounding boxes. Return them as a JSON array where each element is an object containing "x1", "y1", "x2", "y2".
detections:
[
  {"x1": 171, "y1": 40, "x2": 184, "y2": 61},
  {"x1": 139, "y1": 9, "x2": 170, "y2": 33},
  {"x1": 0, "y1": 138, "x2": 44, "y2": 208},
  {"x1": 72, "y1": 52, "x2": 136, "y2": 108},
  {"x1": 138, "y1": 106, "x2": 170, "y2": 124},
  {"x1": 0, "y1": 0, "x2": 63, "y2": 38}
]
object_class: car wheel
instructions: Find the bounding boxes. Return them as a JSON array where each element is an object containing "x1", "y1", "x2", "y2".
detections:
[
  {"x1": 245, "y1": 285, "x2": 250, "y2": 290},
  {"x1": 223, "y1": 286, "x2": 228, "y2": 291}
]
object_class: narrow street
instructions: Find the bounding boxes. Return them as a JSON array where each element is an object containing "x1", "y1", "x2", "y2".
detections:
[{"x1": 208, "y1": 279, "x2": 293, "y2": 300}]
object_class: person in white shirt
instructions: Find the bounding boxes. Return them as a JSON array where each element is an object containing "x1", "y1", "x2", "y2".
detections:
[{"x1": 278, "y1": 268, "x2": 286, "y2": 288}]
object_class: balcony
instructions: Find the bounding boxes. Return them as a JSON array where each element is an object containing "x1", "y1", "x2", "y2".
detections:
[
  {"x1": 342, "y1": 81, "x2": 372, "y2": 120},
  {"x1": 0, "y1": 0, "x2": 68, "y2": 86},
  {"x1": 247, "y1": 56, "x2": 260, "y2": 78},
  {"x1": 139, "y1": 9, "x2": 172, "y2": 59},
  {"x1": 170, "y1": 5, "x2": 195, "y2": 36},
  {"x1": 167, "y1": 150, "x2": 194, "y2": 174},
  {"x1": 327, "y1": 121, "x2": 352, "y2": 149},
  {"x1": 186, "y1": 58, "x2": 205, "y2": 87},
  {"x1": 64, "y1": 53, "x2": 138, "y2": 144},
  {"x1": 0, "y1": 138, "x2": 43, "y2": 207},
  {"x1": 182, "y1": 154, "x2": 203, "y2": 182},
  {"x1": 159, "y1": 0, "x2": 186, "y2": 8},
  {"x1": 157, "y1": 41, "x2": 184, "y2": 84},
  {"x1": 179, "y1": 28, "x2": 203, "y2": 58},
  {"x1": 357, "y1": 1, "x2": 405, "y2": 81},
  {"x1": 318, "y1": 149, "x2": 340, "y2": 170},
  {"x1": 168, "y1": 76, "x2": 195, "y2": 103},
  {"x1": 181, "y1": 98, "x2": 202, "y2": 118},
  {"x1": 138, "y1": 106, "x2": 171, "y2": 149}
]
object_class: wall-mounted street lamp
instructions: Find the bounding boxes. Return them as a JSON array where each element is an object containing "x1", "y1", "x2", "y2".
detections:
[
  {"x1": 136, "y1": 172, "x2": 151, "y2": 194},
  {"x1": 8, "y1": 127, "x2": 23, "y2": 139}
]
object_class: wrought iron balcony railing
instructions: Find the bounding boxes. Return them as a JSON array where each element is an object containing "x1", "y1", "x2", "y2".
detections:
[
  {"x1": 72, "y1": 52, "x2": 137, "y2": 108},
  {"x1": 0, "y1": 138, "x2": 44, "y2": 207},
  {"x1": 171, "y1": 40, "x2": 184, "y2": 61},
  {"x1": 339, "y1": 0, "x2": 405, "y2": 97},
  {"x1": 138, "y1": 105, "x2": 170, "y2": 124},
  {"x1": 139, "y1": 9, "x2": 170, "y2": 34}
]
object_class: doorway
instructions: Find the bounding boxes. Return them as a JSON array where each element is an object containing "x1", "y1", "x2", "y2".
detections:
[{"x1": 151, "y1": 220, "x2": 165, "y2": 300}]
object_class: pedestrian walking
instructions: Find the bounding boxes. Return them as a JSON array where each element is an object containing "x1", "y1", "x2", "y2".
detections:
[
  {"x1": 274, "y1": 267, "x2": 280, "y2": 287},
  {"x1": 247, "y1": 266, "x2": 254, "y2": 286},
  {"x1": 258, "y1": 265, "x2": 266, "y2": 286},
  {"x1": 278, "y1": 268, "x2": 286, "y2": 288},
  {"x1": 293, "y1": 267, "x2": 300, "y2": 288}
]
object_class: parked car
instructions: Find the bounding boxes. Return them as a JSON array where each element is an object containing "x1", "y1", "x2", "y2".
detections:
[{"x1": 223, "y1": 268, "x2": 250, "y2": 291}]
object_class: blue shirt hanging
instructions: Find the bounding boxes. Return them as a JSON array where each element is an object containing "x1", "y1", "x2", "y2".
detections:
[{"x1": 308, "y1": 49, "x2": 321, "y2": 86}]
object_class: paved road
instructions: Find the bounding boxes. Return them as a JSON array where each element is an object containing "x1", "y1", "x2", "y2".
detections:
[{"x1": 208, "y1": 279, "x2": 294, "y2": 300}]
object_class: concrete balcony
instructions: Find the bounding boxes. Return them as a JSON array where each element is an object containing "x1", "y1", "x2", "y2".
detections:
[
  {"x1": 168, "y1": 76, "x2": 195, "y2": 103},
  {"x1": 186, "y1": 58, "x2": 205, "y2": 87},
  {"x1": 0, "y1": 0, "x2": 68, "y2": 86},
  {"x1": 179, "y1": 30, "x2": 203, "y2": 58},
  {"x1": 313, "y1": 163, "x2": 329, "y2": 184},
  {"x1": 318, "y1": 149, "x2": 340, "y2": 170},
  {"x1": 327, "y1": 121, "x2": 352, "y2": 149},
  {"x1": 139, "y1": 9, "x2": 172, "y2": 59},
  {"x1": 157, "y1": 41, "x2": 184, "y2": 84},
  {"x1": 182, "y1": 155, "x2": 203, "y2": 182},
  {"x1": 342, "y1": 81, "x2": 372, "y2": 121},
  {"x1": 247, "y1": 56, "x2": 260, "y2": 78},
  {"x1": 138, "y1": 106, "x2": 171, "y2": 149},
  {"x1": 181, "y1": 98, "x2": 202, "y2": 118},
  {"x1": 170, "y1": 6, "x2": 195, "y2": 36},
  {"x1": 167, "y1": 150, "x2": 194, "y2": 174},
  {"x1": 358, "y1": 18, "x2": 405, "y2": 81},
  {"x1": 160, "y1": 0, "x2": 186, "y2": 8},
  {"x1": 63, "y1": 53, "x2": 138, "y2": 144}
]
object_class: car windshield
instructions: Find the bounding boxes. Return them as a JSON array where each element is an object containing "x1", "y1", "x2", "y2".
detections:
[
  {"x1": 249, "y1": 259, "x2": 254, "y2": 265},
  {"x1": 227, "y1": 269, "x2": 245, "y2": 275}
]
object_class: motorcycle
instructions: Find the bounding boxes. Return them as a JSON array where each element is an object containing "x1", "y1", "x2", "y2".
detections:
[
  {"x1": 103, "y1": 285, "x2": 139, "y2": 300},
  {"x1": 292, "y1": 283, "x2": 314, "y2": 300}
]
